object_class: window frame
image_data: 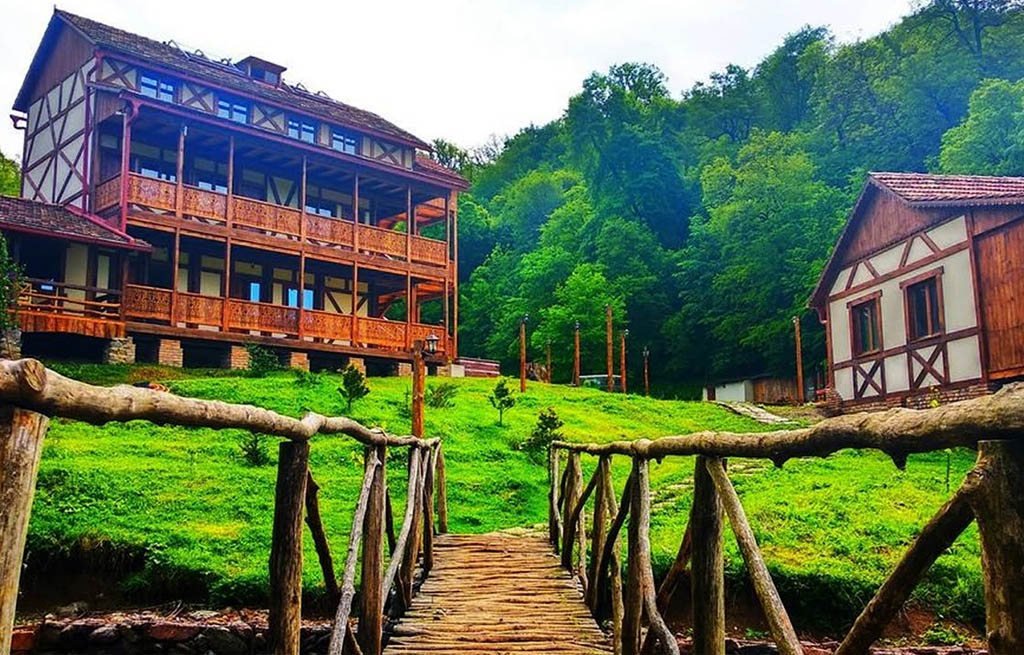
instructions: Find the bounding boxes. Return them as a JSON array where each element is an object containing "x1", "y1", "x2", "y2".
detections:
[
  {"x1": 331, "y1": 127, "x2": 359, "y2": 155},
  {"x1": 901, "y1": 267, "x2": 945, "y2": 343},
  {"x1": 287, "y1": 116, "x2": 318, "y2": 144},
  {"x1": 139, "y1": 71, "x2": 176, "y2": 103},
  {"x1": 848, "y1": 291, "x2": 883, "y2": 358},
  {"x1": 217, "y1": 96, "x2": 250, "y2": 124}
]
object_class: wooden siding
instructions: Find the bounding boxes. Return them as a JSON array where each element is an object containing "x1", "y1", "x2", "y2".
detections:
[
  {"x1": 26, "y1": 23, "x2": 93, "y2": 104},
  {"x1": 840, "y1": 187, "x2": 949, "y2": 266},
  {"x1": 975, "y1": 217, "x2": 1024, "y2": 379}
]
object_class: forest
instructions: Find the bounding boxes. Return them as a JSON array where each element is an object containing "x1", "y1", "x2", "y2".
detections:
[{"x1": 438, "y1": 0, "x2": 1024, "y2": 394}]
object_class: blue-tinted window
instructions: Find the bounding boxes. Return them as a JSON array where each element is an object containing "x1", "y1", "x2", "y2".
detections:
[
  {"x1": 249, "y1": 282, "x2": 261, "y2": 302},
  {"x1": 288, "y1": 117, "x2": 317, "y2": 143},
  {"x1": 218, "y1": 97, "x2": 249, "y2": 124},
  {"x1": 331, "y1": 128, "x2": 358, "y2": 155},
  {"x1": 140, "y1": 72, "x2": 175, "y2": 102},
  {"x1": 286, "y1": 288, "x2": 314, "y2": 309}
]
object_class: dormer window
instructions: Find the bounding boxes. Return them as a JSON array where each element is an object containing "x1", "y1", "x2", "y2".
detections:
[
  {"x1": 140, "y1": 71, "x2": 175, "y2": 102},
  {"x1": 218, "y1": 96, "x2": 249, "y2": 124},
  {"x1": 331, "y1": 128, "x2": 359, "y2": 155},
  {"x1": 236, "y1": 55, "x2": 287, "y2": 87},
  {"x1": 288, "y1": 117, "x2": 317, "y2": 144}
]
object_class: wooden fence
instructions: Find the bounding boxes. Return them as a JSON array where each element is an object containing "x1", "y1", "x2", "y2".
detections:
[
  {"x1": 0, "y1": 358, "x2": 448, "y2": 655},
  {"x1": 548, "y1": 382, "x2": 1024, "y2": 655}
]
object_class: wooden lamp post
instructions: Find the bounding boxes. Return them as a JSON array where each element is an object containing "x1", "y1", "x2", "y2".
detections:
[
  {"x1": 793, "y1": 316, "x2": 804, "y2": 404},
  {"x1": 643, "y1": 346, "x2": 650, "y2": 397},
  {"x1": 411, "y1": 339, "x2": 427, "y2": 438},
  {"x1": 573, "y1": 320, "x2": 581, "y2": 387},
  {"x1": 520, "y1": 315, "x2": 528, "y2": 393},
  {"x1": 620, "y1": 329, "x2": 629, "y2": 394},
  {"x1": 605, "y1": 305, "x2": 613, "y2": 393},
  {"x1": 546, "y1": 339, "x2": 552, "y2": 384}
]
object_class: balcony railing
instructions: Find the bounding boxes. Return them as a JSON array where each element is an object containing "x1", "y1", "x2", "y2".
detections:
[
  {"x1": 123, "y1": 284, "x2": 448, "y2": 354},
  {"x1": 100, "y1": 174, "x2": 450, "y2": 268},
  {"x1": 14, "y1": 278, "x2": 125, "y2": 339}
]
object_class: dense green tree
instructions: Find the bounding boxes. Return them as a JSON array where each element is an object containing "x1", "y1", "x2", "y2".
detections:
[
  {"x1": 0, "y1": 151, "x2": 19, "y2": 197},
  {"x1": 939, "y1": 78, "x2": 1024, "y2": 173}
]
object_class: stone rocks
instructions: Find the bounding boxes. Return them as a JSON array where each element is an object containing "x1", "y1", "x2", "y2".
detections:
[
  {"x1": 0, "y1": 327, "x2": 22, "y2": 359},
  {"x1": 146, "y1": 622, "x2": 201, "y2": 642},
  {"x1": 287, "y1": 351, "x2": 310, "y2": 371},
  {"x1": 157, "y1": 338, "x2": 184, "y2": 367},
  {"x1": 203, "y1": 625, "x2": 248, "y2": 654},
  {"x1": 102, "y1": 337, "x2": 136, "y2": 364}
]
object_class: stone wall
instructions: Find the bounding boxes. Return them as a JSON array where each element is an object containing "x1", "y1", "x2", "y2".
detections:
[
  {"x1": 287, "y1": 351, "x2": 309, "y2": 371},
  {"x1": 102, "y1": 337, "x2": 136, "y2": 365},
  {"x1": 227, "y1": 345, "x2": 250, "y2": 370},
  {"x1": 157, "y1": 339, "x2": 183, "y2": 367},
  {"x1": 832, "y1": 381, "x2": 998, "y2": 414},
  {"x1": 0, "y1": 328, "x2": 22, "y2": 359}
]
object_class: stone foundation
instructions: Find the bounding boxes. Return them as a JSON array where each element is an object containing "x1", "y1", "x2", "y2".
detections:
[
  {"x1": 396, "y1": 362, "x2": 413, "y2": 377},
  {"x1": 346, "y1": 357, "x2": 366, "y2": 374},
  {"x1": 157, "y1": 339, "x2": 183, "y2": 367},
  {"x1": 436, "y1": 363, "x2": 465, "y2": 378},
  {"x1": 287, "y1": 351, "x2": 309, "y2": 371},
  {"x1": 0, "y1": 328, "x2": 22, "y2": 359},
  {"x1": 102, "y1": 337, "x2": 136, "y2": 365},
  {"x1": 227, "y1": 345, "x2": 250, "y2": 370},
  {"x1": 833, "y1": 381, "x2": 998, "y2": 414}
]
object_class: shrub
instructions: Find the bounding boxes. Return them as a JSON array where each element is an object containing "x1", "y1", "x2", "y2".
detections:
[
  {"x1": 488, "y1": 378, "x2": 516, "y2": 426},
  {"x1": 294, "y1": 369, "x2": 323, "y2": 387},
  {"x1": 521, "y1": 407, "x2": 563, "y2": 460},
  {"x1": 426, "y1": 381, "x2": 458, "y2": 409},
  {"x1": 338, "y1": 364, "x2": 370, "y2": 412},
  {"x1": 238, "y1": 432, "x2": 270, "y2": 467},
  {"x1": 245, "y1": 344, "x2": 279, "y2": 377}
]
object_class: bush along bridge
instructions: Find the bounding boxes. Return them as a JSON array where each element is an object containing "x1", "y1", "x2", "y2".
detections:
[{"x1": 0, "y1": 361, "x2": 1023, "y2": 654}]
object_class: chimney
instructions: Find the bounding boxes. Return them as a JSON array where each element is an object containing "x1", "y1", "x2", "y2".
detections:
[{"x1": 236, "y1": 56, "x2": 286, "y2": 86}]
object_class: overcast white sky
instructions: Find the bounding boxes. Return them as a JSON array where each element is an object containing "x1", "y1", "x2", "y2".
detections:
[{"x1": 0, "y1": 0, "x2": 916, "y2": 160}]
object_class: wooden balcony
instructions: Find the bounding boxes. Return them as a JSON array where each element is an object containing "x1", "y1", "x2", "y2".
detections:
[
  {"x1": 96, "y1": 174, "x2": 450, "y2": 269},
  {"x1": 123, "y1": 284, "x2": 448, "y2": 354},
  {"x1": 15, "y1": 279, "x2": 125, "y2": 339}
]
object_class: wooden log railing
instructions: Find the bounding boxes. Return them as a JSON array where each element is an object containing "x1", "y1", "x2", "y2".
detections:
[
  {"x1": 548, "y1": 382, "x2": 1024, "y2": 655},
  {"x1": 0, "y1": 359, "x2": 448, "y2": 655}
]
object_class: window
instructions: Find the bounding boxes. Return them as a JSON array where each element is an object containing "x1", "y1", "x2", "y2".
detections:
[
  {"x1": 218, "y1": 97, "x2": 250, "y2": 124},
  {"x1": 140, "y1": 72, "x2": 176, "y2": 102},
  {"x1": 286, "y1": 288, "x2": 314, "y2": 309},
  {"x1": 331, "y1": 128, "x2": 358, "y2": 155},
  {"x1": 288, "y1": 117, "x2": 317, "y2": 143},
  {"x1": 905, "y1": 274, "x2": 943, "y2": 341},
  {"x1": 851, "y1": 296, "x2": 881, "y2": 356}
]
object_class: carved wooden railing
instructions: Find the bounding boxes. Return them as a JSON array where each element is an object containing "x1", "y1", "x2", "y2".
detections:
[
  {"x1": 548, "y1": 387, "x2": 1024, "y2": 655},
  {"x1": 0, "y1": 359, "x2": 448, "y2": 655},
  {"x1": 16, "y1": 279, "x2": 121, "y2": 320},
  {"x1": 358, "y1": 224, "x2": 407, "y2": 259},
  {"x1": 122, "y1": 284, "x2": 448, "y2": 354}
]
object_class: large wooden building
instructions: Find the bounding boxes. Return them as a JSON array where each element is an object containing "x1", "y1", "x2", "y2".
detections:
[
  {"x1": 809, "y1": 172, "x2": 1024, "y2": 411},
  {"x1": 3, "y1": 9, "x2": 467, "y2": 371}
]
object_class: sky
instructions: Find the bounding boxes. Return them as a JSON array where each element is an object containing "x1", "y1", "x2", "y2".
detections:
[{"x1": 0, "y1": 0, "x2": 917, "y2": 161}]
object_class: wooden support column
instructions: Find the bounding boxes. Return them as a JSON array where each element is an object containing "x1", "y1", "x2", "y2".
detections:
[
  {"x1": 298, "y1": 156, "x2": 307, "y2": 340},
  {"x1": 351, "y1": 264, "x2": 359, "y2": 345},
  {"x1": 222, "y1": 240, "x2": 232, "y2": 331},
  {"x1": 268, "y1": 440, "x2": 310, "y2": 655},
  {"x1": 170, "y1": 228, "x2": 181, "y2": 325},
  {"x1": 546, "y1": 340, "x2": 552, "y2": 384},
  {"x1": 520, "y1": 317, "x2": 527, "y2": 393},
  {"x1": 574, "y1": 322, "x2": 581, "y2": 386},
  {"x1": 443, "y1": 193, "x2": 451, "y2": 351},
  {"x1": 560, "y1": 451, "x2": 582, "y2": 570},
  {"x1": 452, "y1": 192, "x2": 459, "y2": 360},
  {"x1": 175, "y1": 123, "x2": 185, "y2": 219},
  {"x1": 298, "y1": 253, "x2": 306, "y2": 340},
  {"x1": 643, "y1": 347, "x2": 650, "y2": 397},
  {"x1": 548, "y1": 447, "x2": 562, "y2": 547},
  {"x1": 412, "y1": 341, "x2": 425, "y2": 438},
  {"x1": 793, "y1": 316, "x2": 804, "y2": 404},
  {"x1": 119, "y1": 107, "x2": 132, "y2": 230},
  {"x1": 422, "y1": 446, "x2": 435, "y2": 574},
  {"x1": 405, "y1": 273, "x2": 412, "y2": 350},
  {"x1": 406, "y1": 186, "x2": 413, "y2": 262},
  {"x1": 622, "y1": 457, "x2": 646, "y2": 655},
  {"x1": 0, "y1": 406, "x2": 50, "y2": 655},
  {"x1": 692, "y1": 455, "x2": 725, "y2": 655},
  {"x1": 969, "y1": 440, "x2": 1024, "y2": 655},
  {"x1": 620, "y1": 330, "x2": 627, "y2": 394},
  {"x1": 436, "y1": 444, "x2": 448, "y2": 534},
  {"x1": 398, "y1": 448, "x2": 426, "y2": 610},
  {"x1": 226, "y1": 136, "x2": 235, "y2": 227},
  {"x1": 359, "y1": 445, "x2": 386, "y2": 655},
  {"x1": 606, "y1": 305, "x2": 614, "y2": 392},
  {"x1": 586, "y1": 455, "x2": 611, "y2": 610}
]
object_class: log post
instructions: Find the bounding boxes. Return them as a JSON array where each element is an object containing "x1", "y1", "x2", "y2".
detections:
[
  {"x1": 574, "y1": 321, "x2": 581, "y2": 386},
  {"x1": 268, "y1": 440, "x2": 310, "y2": 655},
  {"x1": 358, "y1": 446, "x2": 386, "y2": 655},
  {"x1": 606, "y1": 305, "x2": 614, "y2": 393},
  {"x1": 622, "y1": 457, "x2": 646, "y2": 655},
  {"x1": 399, "y1": 448, "x2": 426, "y2": 610},
  {"x1": 586, "y1": 455, "x2": 611, "y2": 611},
  {"x1": 548, "y1": 446, "x2": 562, "y2": 547},
  {"x1": 0, "y1": 407, "x2": 49, "y2": 655},
  {"x1": 385, "y1": 487, "x2": 397, "y2": 555},
  {"x1": 411, "y1": 341, "x2": 424, "y2": 438},
  {"x1": 436, "y1": 443, "x2": 449, "y2": 534},
  {"x1": 304, "y1": 471, "x2": 340, "y2": 608},
  {"x1": 968, "y1": 440, "x2": 1024, "y2": 655},
  {"x1": 560, "y1": 451, "x2": 582, "y2": 571},
  {"x1": 422, "y1": 446, "x2": 436, "y2": 574},
  {"x1": 520, "y1": 316, "x2": 527, "y2": 393},
  {"x1": 607, "y1": 475, "x2": 625, "y2": 655},
  {"x1": 705, "y1": 458, "x2": 801, "y2": 655},
  {"x1": 691, "y1": 455, "x2": 725, "y2": 655}
]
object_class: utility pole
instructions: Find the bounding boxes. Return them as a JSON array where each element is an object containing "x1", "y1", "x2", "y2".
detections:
[
  {"x1": 520, "y1": 315, "x2": 528, "y2": 393},
  {"x1": 411, "y1": 340, "x2": 425, "y2": 437},
  {"x1": 793, "y1": 315, "x2": 804, "y2": 404},
  {"x1": 573, "y1": 321, "x2": 581, "y2": 387},
  {"x1": 643, "y1": 346, "x2": 650, "y2": 397},
  {"x1": 546, "y1": 339, "x2": 552, "y2": 384},
  {"x1": 605, "y1": 305, "x2": 613, "y2": 393},
  {"x1": 620, "y1": 329, "x2": 628, "y2": 394}
]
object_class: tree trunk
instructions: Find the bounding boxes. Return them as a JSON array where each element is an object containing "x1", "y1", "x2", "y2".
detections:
[
  {"x1": 0, "y1": 406, "x2": 49, "y2": 655},
  {"x1": 268, "y1": 441, "x2": 310, "y2": 655},
  {"x1": 358, "y1": 446, "x2": 386, "y2": 655}
]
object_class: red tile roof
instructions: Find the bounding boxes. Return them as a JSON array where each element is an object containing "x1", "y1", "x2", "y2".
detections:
[
  {"x1": 35, "y1": 10, "x2": 429, "y2": 149},
  {"x1": 0, "y1": 196, "x2": 150, "y2": 250},
  {"x1": 415, "y1": 154, "x2": 468, "y2": 189},
  {"x1": 870, "y1": 172, "x2": 1024, "y2": 205}
]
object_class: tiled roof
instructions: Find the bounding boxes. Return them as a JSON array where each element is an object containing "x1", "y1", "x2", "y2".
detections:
[
  {"x1": 415, "y1": 154, "x2": 468, "y2": 188},
  {"x1": 54, "y1": 9, "x2": 429, "y2": 148},
  {"x1": 0, "y1": 196, "x2": 150, "y2": 250},
  {"x1": 870, "y1": 172, "x2": 1024, "y2": 205}
]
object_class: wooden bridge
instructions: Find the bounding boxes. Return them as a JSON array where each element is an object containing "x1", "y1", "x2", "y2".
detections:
[{"x1": 1, "y1": 358, "x2": 1024, "y2": 655}]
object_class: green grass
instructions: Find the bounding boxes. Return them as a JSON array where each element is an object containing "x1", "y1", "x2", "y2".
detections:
[{"x1": 25, "y1": 364, "x2": 983, "y2": 629}]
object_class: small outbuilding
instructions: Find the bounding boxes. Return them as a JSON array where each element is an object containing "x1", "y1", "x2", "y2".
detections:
[{"x1": 809, "y1": 172, "x2": 1024, "y2": 411}]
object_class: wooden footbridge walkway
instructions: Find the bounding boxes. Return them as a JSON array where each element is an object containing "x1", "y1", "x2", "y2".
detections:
[
  {"x1": 385, "y1": 533, "x2": 611, "y2": 655},
  {"x1": 2, "y1": 359, "x2": 1024, "y2": 655}
]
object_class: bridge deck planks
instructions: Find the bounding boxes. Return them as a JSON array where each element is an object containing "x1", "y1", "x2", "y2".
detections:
[{"x1": 383, "y1": 533, "x2": 613, "y2": 654}]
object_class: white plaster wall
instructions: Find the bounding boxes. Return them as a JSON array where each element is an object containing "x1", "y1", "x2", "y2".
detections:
[
  {"x1": 715, "y1": 380, "x2": 753, "y2": 402},
  {"x1": 834, "y1": 367, "x2": 854, "y2": 401},
  {"x1": 948, "y1": 335, "x2": 983, "y2": 382}
]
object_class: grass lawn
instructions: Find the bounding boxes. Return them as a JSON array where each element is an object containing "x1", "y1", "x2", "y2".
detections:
[{"x1": 25, "y1": 362, "x2": 983, "y2": 630}]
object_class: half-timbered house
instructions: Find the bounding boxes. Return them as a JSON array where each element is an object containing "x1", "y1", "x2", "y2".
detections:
[
  {"x1": 3, "y1": 9, "x2": 467, "y2": 371},
  {"x1": 809, "y1": 172, "x2": 1024, "y2": 411}
]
